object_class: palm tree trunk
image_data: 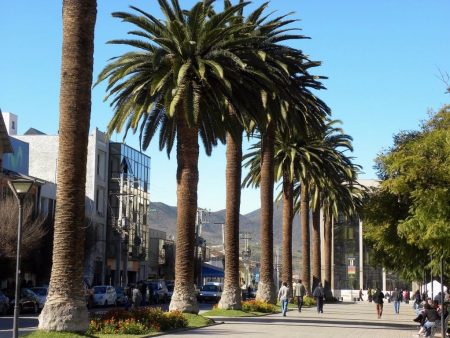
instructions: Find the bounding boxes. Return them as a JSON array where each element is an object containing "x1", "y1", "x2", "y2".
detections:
[
  {"x1": 169, "y1": 113, "x2": 199, "y2": 314},
  {"x1": 256, "y1": 122, "x2": 276, "y2": 303},
  {"x1": 312, "y1": 195, "x2": 321, "y2": 291},
  {"x1": 281, "y1": 173, "x2": 293, "y2": 298},
  {"x1": 218, "y1": 130, "x2": 243, "y2": 310},
  {"x1": 39, "y1": 0, "x2": 96, "y2": 332},
  {"x1": 300, "y1": 184, "x2": 311, "y2": 294},
  {"x1": 323, "y1": 211, "x2": 333, "y2": 299}
]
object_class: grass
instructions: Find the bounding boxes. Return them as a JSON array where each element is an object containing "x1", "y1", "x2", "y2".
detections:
[
  {"x1": 23, "y1": 314, "x2": 215, "y2": 338},
  {"x1": 202, "y1": 308, "x2": 268, "y2": 317},
  {"x1": 183, "y1": 313, "x2": 215, "y2": 328}
]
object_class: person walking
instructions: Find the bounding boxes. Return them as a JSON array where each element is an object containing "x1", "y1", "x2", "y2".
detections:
[
  {"x1": 131, "y1": 285, "x2": 142, "y2": 309},
  {"x1": 358, "y1": 289, "x2": 364, "y2": 301},
  {"x1": 278, "y1": 282, "x2": 290, "y2": 317},
  {"x1": 373, "y1": 287, "x2": 385, "y2": 319},
  {"x1": 294, "y1": 279, "x2": 307, "y2": 312},
  {"x1": 392, "y1": 287, "x2": 401, "y2": 314},
  {"x1": 313, "y1": 282, "x2": 325, "y2": 314}
]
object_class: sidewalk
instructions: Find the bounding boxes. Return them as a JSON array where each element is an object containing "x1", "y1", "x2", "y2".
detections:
[{"x1": 164, "y1": 301, "x2": 421, "y2": 337}]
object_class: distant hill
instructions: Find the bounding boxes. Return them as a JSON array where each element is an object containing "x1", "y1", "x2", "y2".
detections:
[{"x1": 149, "y1": 201, "x2": 302, "y2": 257}]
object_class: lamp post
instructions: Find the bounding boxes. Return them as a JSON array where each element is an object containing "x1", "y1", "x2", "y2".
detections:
[{"x1": 8, "y1": 178, "x2": 34, "y2": 338}]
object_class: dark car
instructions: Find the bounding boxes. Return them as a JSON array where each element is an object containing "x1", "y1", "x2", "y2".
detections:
[
  {"x1": 143, "y1": 280, "x2": 169, "y2": 304},
  {"x1": 115, "y1": 287, "x2": 129, "y2": 306},
  {"x1": 0, "y1": 290, "x2": 9, "y2": 316},
  {"x1": 6, "y1": 288, "x2": 40, "y2": 314}
]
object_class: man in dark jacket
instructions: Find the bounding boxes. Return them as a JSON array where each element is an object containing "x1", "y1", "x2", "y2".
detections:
[{"x1": 373, "y1": 288, "x2": 385, "y2": 319}]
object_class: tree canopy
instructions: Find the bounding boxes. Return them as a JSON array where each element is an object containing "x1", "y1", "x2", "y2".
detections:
[{"x1": 363, "y1": 105, "x2": 450, "y2": 279}]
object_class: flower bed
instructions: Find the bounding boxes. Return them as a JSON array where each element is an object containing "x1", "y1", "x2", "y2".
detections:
[
  {"x1": 88, "y1": 307, "x2": 188, "y2": 335},
  {"x1": 241, "y1": 300, "x2": 278, "y2": 313}
]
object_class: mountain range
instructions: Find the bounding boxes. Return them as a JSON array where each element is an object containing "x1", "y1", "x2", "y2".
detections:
[{"x1": 149, "y1": 201, "x2": 302, "y2": 258}]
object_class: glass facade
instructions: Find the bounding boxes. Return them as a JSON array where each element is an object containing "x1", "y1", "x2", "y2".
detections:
[{"x1": 107, "y1": 143, "x2": 151, "y2": 285}]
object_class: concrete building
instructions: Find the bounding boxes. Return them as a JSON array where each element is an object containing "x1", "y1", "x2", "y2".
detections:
[
  {"x1": 0, "y1": 111, "x2": 13, "y2": 173},
  {"x1": 4, "y1": 112, "x2": 153, "y2": 286}
]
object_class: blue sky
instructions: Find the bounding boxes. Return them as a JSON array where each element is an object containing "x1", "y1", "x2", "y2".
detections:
[{"x1": 1, "y1": 1, "x2": 449, "y2": 214}]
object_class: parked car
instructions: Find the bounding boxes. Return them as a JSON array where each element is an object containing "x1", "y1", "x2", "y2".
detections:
[
  {"x1": 30, "y1": 287, "x2": 48, "y2": 309},
  {"x1": 197, "y1": 284, "x2": 222, "y2": 303},
  {"x1": 92, "y1": 286, "x2": 117, "y2": 307},
  {"x1": 115, "y1": 287, "x2": 129, "y2": 306},
  {"x1": 145, "y1": 280, "x2": 169, "y2": 304},
  {"x1": 6, "y1": 288, "x2": 40, "y2": 314},
  {"x1": 0, "y1": 290, "x2": 9, "y2": 316},
  {"x1": 167, "y1": 283, "x2": 174, "y2": 301}
]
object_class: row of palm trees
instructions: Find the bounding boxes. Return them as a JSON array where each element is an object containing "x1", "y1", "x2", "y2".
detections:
[
  {"x1": 96, "y1": 0, "x2": 365, "y2": 312},
  {"x1": 40, "y1": 0, "x2": 364, "y2": 332}
]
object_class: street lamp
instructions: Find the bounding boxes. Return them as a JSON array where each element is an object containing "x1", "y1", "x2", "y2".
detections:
[{"x1": 8, "y1": 178, "x2": 34, "y2": 338}]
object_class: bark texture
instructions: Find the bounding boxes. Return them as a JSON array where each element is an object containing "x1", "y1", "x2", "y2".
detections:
[
  {"x1": 300, "y1": 184, "x2": 311, "y2": 294},
  {"x1": 311, "y1": 200, "x2": 321, "y2": 291},
  {"x1": 256, "y1": 122, "x2": 276, "y2": 304},
  {"x1": 39, "y1": 0, "x2": 96, "y2": 331},
  {"x1": 323, "y1": 213, "x2": 333, "y2": 299},
  {"x1": 218, "y1": 131, "x2": 242, "y2": 310},
  {"x1": 281, "y1": 174, "x2": 293, "y2": 297},
  {"x1": 169, "y1": 114, "x2": 199, "y2": 314}
]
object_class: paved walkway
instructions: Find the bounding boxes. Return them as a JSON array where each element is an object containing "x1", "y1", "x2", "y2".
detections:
[{"x1": 166, "y1": 301, "x2": 424, "y2": 338}]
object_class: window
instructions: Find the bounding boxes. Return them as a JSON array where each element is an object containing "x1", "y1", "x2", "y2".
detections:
[
  {"x1": 96, "y1": 150, "x2": 106, "y2": 180},
  {"x1": 96, "y1": 187, "x2": 105, "y2": 215}
]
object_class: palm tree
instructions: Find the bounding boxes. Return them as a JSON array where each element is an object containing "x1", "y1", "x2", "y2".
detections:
[
  {"x1": 311, "y1": 185, "x2": 321, "y2": 291},
  {"x1": 38, "y1": 0, "x2": 97, "y2": 332},
  {"x1": 97, "y1": 0, "x2": 271, "y2": 313}
]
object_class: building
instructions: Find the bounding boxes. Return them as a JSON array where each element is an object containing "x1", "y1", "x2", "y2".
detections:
[
  {"x1": 106, "y1": 142, "x2": 151, "y2": 286},
  {"x1": 0, "y1": 111, "x2": 13, "y2": 173},
  {"x1": 3, "y1": 112, "x2": 153, "y2": 287}
]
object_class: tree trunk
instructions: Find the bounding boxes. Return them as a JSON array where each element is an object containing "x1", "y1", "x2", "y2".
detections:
[
  {"x1": 281, "y1": 173, "x2": 293, "y2": 298},
  {"x1": 39, "y1": 0, "x2": 96, "y2": 331},
  {"x1": 256, "y1": 122, "x2": 276, "y2": 304},
  {"x1": 323, "y1": 211, "x2": 333, "y2": 299},
  {"x1": 218, "y1": 130, "x2": 243, "y2": 310},
  {"x1": 169, "y1": 113, "x2": 199, "y2": 314},
  {"x1": 311, "y1": 195, "x2": 321, "y2": 291},
  {"x1": 300, "y1": 184, "x2": 311, "y2": 294}
]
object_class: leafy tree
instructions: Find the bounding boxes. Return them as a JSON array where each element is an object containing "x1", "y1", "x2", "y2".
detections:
[{"x1": 363, "y1": 105, "x2": 450, "y2": 279}]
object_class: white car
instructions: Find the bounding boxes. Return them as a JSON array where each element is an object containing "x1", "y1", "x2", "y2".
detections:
[
  {"x1": 197, "y1": 284, "x2": 223, "y2": 303},
  {"x1": 30, "y1": 287, "x2": 48, "y2": 309},
  {"x1": 93, "y1": 286, "x2": 117, "y2": 307}
]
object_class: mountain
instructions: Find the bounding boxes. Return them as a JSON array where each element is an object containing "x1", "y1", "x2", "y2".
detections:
[{"x1": 149, "y1": 201, "x2": 302, "y2": 258}]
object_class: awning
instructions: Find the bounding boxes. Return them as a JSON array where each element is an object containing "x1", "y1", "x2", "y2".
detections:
[{"x1": 202, "y1": 263, "x2": 224, "y2": 278}]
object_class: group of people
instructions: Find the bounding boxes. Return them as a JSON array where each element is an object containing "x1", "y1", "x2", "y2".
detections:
[
  {"x1": 277, "y1": 279, "x2": 325, "y2": 316},
  {"x1": 413, "y1": 290, "x2": 449, "y2": 337}
]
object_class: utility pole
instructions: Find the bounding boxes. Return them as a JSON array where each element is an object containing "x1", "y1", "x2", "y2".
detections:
[
  {"x1": 240, "y1": 232, "x2": 252, "y2": 287},
  {"x1": 195, "y1": 208, "x2": 209, "y2": 286}
]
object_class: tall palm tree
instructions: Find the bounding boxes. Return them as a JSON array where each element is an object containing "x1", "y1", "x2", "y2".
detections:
[
  {"x1": 311, "y1": 185, "x2": 321, "y2": 291},
  {"x1": 39, "y1": 0, "x2": 97, "y2": 332},
  {"x1": 97, "y1": 0, "x2": 271, "y2": 313}
]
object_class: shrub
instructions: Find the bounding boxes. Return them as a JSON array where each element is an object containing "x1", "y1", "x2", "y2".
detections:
[
  {"x1": 242, "y1": 300, "x2": 278, "y2": 313},
  {"x1": 87, "y1": 307, "x2": 188, "y2": 335},
  {"x1": 291, "y1": 295, "x2": 316, "y2": 306}
]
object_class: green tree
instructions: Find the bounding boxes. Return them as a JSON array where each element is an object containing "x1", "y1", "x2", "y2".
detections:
[
  {"x1": 39, "y1": 0, "x2": 97, "y2": 331},
  {"x1": 97, "y1": 0, "x2": 279, "y2": 313},
  {"x1": 364, "y1": 106, "x2": 450, "y2": 277}
]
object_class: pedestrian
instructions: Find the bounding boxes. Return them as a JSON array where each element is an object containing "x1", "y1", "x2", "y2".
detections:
[
  {"x1": 278, "y1": 281, "x2": 289, "y2": 317},
  {"x1": 313, "y1": 282, "x2": 325, "y2": 314},
  {"x1": 140, "y1": 282, "x2": 147, "y2": 306},
  {"x1": 392, "y1": 287, "x2": 401, "y2": 314},
  {"x1": 294, "y1": 279, "x2": 307, "y2": 312},
  {"x1": 413, "y1": 290, "x2": 422, "y2": 310},
  {"x1": 131, "y1": 285, "x2": 142, "y2": 309},
  {"x1": 247, "y1": 285, "x2": 252, "y2": 299},
  {"x1": 358, "y1": 289, "x2": 364, "y2": 301},
  {"x1": 368, "y1": 288, "x2": 373, "y2": 302},
  {"x1": 373, "y1": 287, "x2": 385, "y2": 319}
]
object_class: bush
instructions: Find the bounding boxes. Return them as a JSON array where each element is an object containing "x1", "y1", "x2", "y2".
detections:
[
  {"x1": 291, "y1": 296, "x2": 316, "y2": 306},
  {"x1": 242, "y1": 300, "x2": 278, "y2": 313},
  {"x1": 87, "y1": 307, "x2": 188, "y2": 335}
]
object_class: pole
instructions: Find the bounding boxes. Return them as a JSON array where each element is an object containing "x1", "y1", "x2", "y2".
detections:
[{"x1": 13, "y1": 197, "x2": 24, "y2": 338}]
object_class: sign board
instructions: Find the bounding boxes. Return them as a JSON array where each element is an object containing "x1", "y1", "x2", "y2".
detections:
[{"x1": 348, "y1": 266, "x2": 356, "y2": 275}]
